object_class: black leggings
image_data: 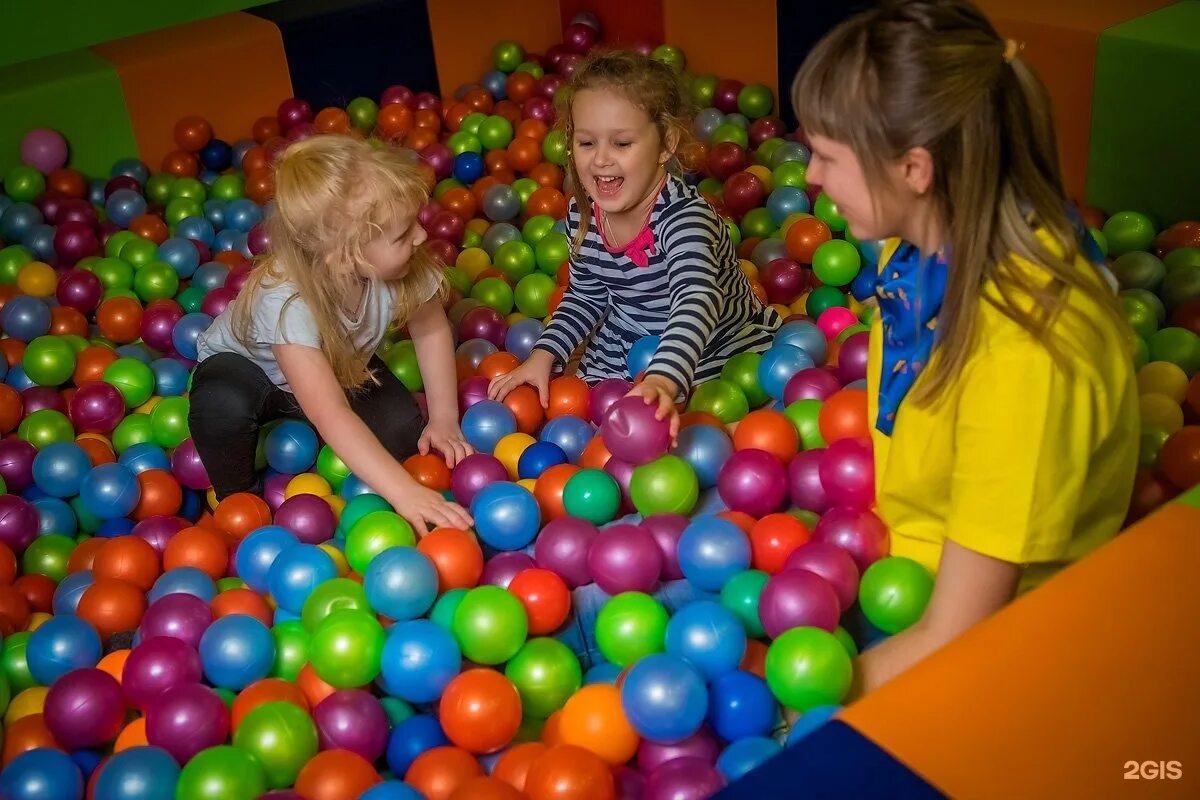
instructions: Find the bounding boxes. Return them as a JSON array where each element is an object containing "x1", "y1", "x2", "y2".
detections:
[{"x1": 189, "y1": 352, "x2": 424, "y2": 499}]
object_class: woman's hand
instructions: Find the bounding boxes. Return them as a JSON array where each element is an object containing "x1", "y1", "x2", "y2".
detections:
[
  {"x1": 486, "y1": 350, "x2": 555, "y2": 406},
  {"x1": 626, "y1": 374, "x2": 681, "y2": 442},
  {"x1": 418, "y1": 418, "x2": 474, "y2": 468},
  {"x1": 388, "y1": 482, "x2": 473, "y2": 535}
]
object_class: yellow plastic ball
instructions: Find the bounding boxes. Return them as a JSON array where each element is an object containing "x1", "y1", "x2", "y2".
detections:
[
  {"x1": 771, "y1": 303, "x2": 791, "y2": 320},
  {"x1": 17, "y1": 261, "x2": 57, "y2": 297},
  {"x1": 285, "y1": 473, "x2": 332, "y2": 499},
  {"x1": 135, "y1": 396, "x2": 162, "y2": 414},
  {"x1": 1138, "y1": 361, "x2": 1190, "y2": 404},
  {"x1": 206, "y1": 487, "x2": 220, "y2": 510},
  {"x1": 319, "y1": 542, "x2": 350, "y2": 577},
  {"x1": 779, "y1": 212, "x2": 813, "y2": 239},
  {"x1": 507, "y1": 312, "x2": 527, "y2": 326},
  {"x1": 495, "y1": 432, "x2": 537, "y2": 480},
  {"x1": 25, "y1": 612, "x2": 52, "y2": 632},
  {"x1": 790, "y1": 293, "x2": 810, "y2": 315},
  {"x1": 466, "y1": 218, "x2": 491, "y2": 236},
  {"x1": 6, "y1": 687, "x2": 49, "y2": 725},
  {"x1": 456, "y1": 246, "x2": 492, "y2": 277},
  {"x1": 738, "y1": 259, "x2": 759, "y2": 282},
  {"x1": 745, "y1": 164, "x2": 773, "y2": 192},
  {"x1": 517, "y1": 478, "x2": 538, "y2": 493},
  {"x1": 1139, "y1": 393, "x2": 1184, "y2": 434},
  {"x1": 323, "y1": 494, "x2": 346, "y2": 519}
]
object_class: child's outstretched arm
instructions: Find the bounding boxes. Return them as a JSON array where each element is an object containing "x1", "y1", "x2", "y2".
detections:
[
  {"x1": 407, "y1": 299, "x2": 473, "y2": 467},
  {"x1": 275, "y1": 343, "x2": 473, "y2": 535}
]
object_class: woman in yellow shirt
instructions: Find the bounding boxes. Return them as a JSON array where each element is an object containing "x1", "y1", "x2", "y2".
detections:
[{"x1": 791, "y1": 0, "x2": 1139, "y2": 693}]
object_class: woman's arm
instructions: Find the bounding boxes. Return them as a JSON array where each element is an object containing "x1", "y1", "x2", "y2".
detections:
[
  {"x1": 275, "y1": 343, "x2": 472, "y2": 533},
  {"x1": 406, "y1": 299, "x2": 472, "y2": 466}
]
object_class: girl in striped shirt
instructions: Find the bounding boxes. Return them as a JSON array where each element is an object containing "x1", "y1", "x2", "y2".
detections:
[{"x1": 488, "y1": 51, "x2": 781, "y2": 435}]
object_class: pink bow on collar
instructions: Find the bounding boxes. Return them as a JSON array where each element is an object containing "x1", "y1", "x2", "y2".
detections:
[{"x1": 618, "y1": 225, "x2": 657, "y2": 268}]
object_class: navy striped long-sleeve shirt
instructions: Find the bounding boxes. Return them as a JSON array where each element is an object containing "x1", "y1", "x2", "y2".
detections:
[{"x1": 534, "y1": 176, "x2": 781, "y2": 391}]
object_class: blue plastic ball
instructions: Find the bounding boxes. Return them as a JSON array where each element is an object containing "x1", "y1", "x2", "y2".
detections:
[
  {"x1": 620, "y1": 653, "x2": 708, "y2": 743},
  {"x1": 481, "y1": 70, "x2": 508, "y2": 99},
  {"x1": 665, "y1": 600, "x2": 747, "y2": 681},
  {"x1": 213, "y1": 229, "x2": 249, "y2": 256},
  {"x1": 150, "y1": 358, "x2": 190, "y2": 397},
  {"x1": 708, "y1": 670, "x2": 777, "y2": 741},
  {"x1": 584, "y1": 661, "x2": 622, "y2": 685},
  {"x1": 115, "y1": 343, "x2": 153, "y2": 364},
  {"x1": 517, "y1": 441, "x2": 568, "y2": 480},
  {"x1": 236, "y1": 525, "x2": 299, "y2": 593},
  {"x1": 52, "y1": 570, "x2": 94, "y2": 616},
  {"x1": 0, "y1": 748, "x2": 84, "y2": 800},
  {"x1": 148, "y1": 567, "x2": 217, "y2": 604},
  {"x1": 766, "y1": 186, "x2": 810, "y2": 225},
  {"x1": 32, "y1": 442, "x2": 92, "y2": 498},
  {"x1": 627, "y1": 335, "x2": 660, "y2": 377},
  {"x1": 110, "y1": 158, "x2": 150, "y2": 184},
  {"x1": 671, "y1": 424, "x2": 733, "y2": 490},
  {"x1": 758, "y1": 343, "x2": 815, "y2": 402},
  {"x1": 539, "y1": 415, "x2": 594, "y2": 463},
  {"x1": 203, "y1": 199, "x2": 227, "y2": 229},
  {"x1": 267, "y1": 543, "x2": 337, "y2": 614},
  {"x1": 93, "y1": 745, "x2": 180, "y2": 800},
  {"x1": 2, "y1": 295, "x2": 51, "y2": 341},
  {"x1": 79, "y1": 463, "x2": 141, "y2": 519},
  {"x1": 176, "y1": 217, "x2": 216, "y2": 247},
  {"x1": 786, "y1": 703, "x2": 841, "y2": 745},
  {"x1": 265, "y1": 420, "x2": 318, "y2": 474},
  {"x1": 97, "y1": 518, "x2": 136, "y2": 538},
  {"x1": 198, "y1": 613, "x2": 275, "y2": 690},
  {"x1": 224, "y1": 198, "x2": 263, "y2": 233},
  {"x1": 504, "y1": 317, "x2": 544, "y2": 361},
  {"x1": 774, "y1": 320, "x2": 827, "y2": 364},
  {"x1": 157, "y1": 237, "x2": 201, "y2": 279},
  {"x1": 28, "y1": 614, "x2": 102, "y2": 684},
  {"x1": 716, "y1": 736, "x2": 782, "y2": 782},
  {"x1": 470, "y1": 481, "x2": 541, "y2": 550},
  {"x1": 364, "y1": 546, "x2": 439, "y2": 621},
  {"x1": 379, "y1": 619, "x2": 461, "y2": 703},
  {"x1": 362, "y1": 782, "x2": 425, "y2": 800},
  {"x1": 453, "y1": 152, "x2": 485, "y2": 184},
  {"x1": 118, "y1": 442, "x2": 172, "y2": 475},
  {"x1": 6, "y1": 364, "x2": 35, "y2": 391},
  {"x1": 191, "y1": 261, "x2": 229, "y2": 292},
  {"x1": 171, "y1": 312, "x2": 212, "y2": 361},
  {"x1": 461, "y1": 400, "x2": 518, "y2": 453},
  {"x1": 199, "y1": 139, "x2": 234, "y2": 172},
  {"x1": 33, "y1": 497, "x2": 77, "y2": 537},
  {"x1": 105, "y1": 189, "x2": 149, "y2": 228},
  {"x1": 386, "y1": 714, "x2": 450, "y2": 776},
  {"x1": 677, "y1": 515, "x2": 751, "y2": 592}
]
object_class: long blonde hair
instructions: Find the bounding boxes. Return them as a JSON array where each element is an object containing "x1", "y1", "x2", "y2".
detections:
[
  {"x1": 555, "y1": 50, "x2": 694, "y2": 252},
  {"x1": 792, "y1": 0, "x2": 1125, "y2": 404},
  {"x1": 229, "y1": 135, "x2": 444, "y2": 388}
]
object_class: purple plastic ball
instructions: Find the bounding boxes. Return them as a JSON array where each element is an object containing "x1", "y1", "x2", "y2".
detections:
[
  {"x1": 480, "y1": 551, "x2": 536, "y2": 589},
  {"x1": 587, "y1": 523, "x2": 662, "y2": 594},
  {"x1": 262, "y1": 473, "x2": 293, "y2": 511},
  {"x1": 533, "y1": 516, "x2": 599, "y2": 588},
  {"x1": 274, "y1": 493, "x2": 336, "y2": 544},
  {"x1": 70, "y1": 381, "x2": 127, "y2": 434},
  {"x1": 600, "y1": 396, "x2": 672, "y2": 466},
  {"x1": 140, "y1": 305, "x2": 184, "y2": 352},
  {"x1": 783, "y1": 540, "x2": 861, "y2": 613},
  {"x1": 759, "y1": 568, "x2": 841, "y2": 637},
  {"x1": 458, "y1": 306, "x2": 508, "y2": 349},
  {"x1": 139, "y1": 592, "x2": 214, "y2": 649},
  {"x1": 122, "y1": 635, "x2": 203, "y2": 711},
  {"x1": 133, "y1": 515, "x2": 188, "y2": 554},
  {"x1": 0, "y1": 494, "x2": 39, "y2": 552},
  {"x1": 313, "y1": 689, "x2": 390, "y2": 762},
  {"x1": 450, "y1": 453, "x2": 508, "y2": 506},
  {"x1": 43, "y1": 667, "x2": 125, "y2": 749},
  {"x1": 644, "y1": 756, "x2": 726, "y2": 800},
  {"x1": 813, "y1": 507, "x2": 890, "y2": 572},
  {"x1": 641, "y1": 514, "x2": 688, "y2": 581},
  {"x1": 171, "y1": 438, "x2": 211, "y2": 490},
  {"x1": 589, "y1": 378, "x2": 632, "y2": 425},
  {"x1": 783, "y1": 368, "x2": 843, "y2": 404},
  {"x1": 836, "y1": 331, "x2": 870, "y2": 384},
  {"x1": 787, "y1": 449, "x2": 831, "y2": 514},
  {"x1": 637, "y1": 726, "x2": 721, "y2": 772},
  {"x1": 819, "y1": 438, "x2": 874, "y2": 510},
  {"x1": 56, "y1": 269, "x2": 103, "y2": 313},
  {"x1": 145, "y1": 683, "x2": 229, "y2": 763},
  {"x1": 717, "y1": 448, "x2": 788, "y2": 517},
  {"x1": 602, "y1": 456, "x2": 635, "y2": 512},
  {"x1": 20, "y1": 386, "x2": 64, "y2": 415},
  {"x1": 458, "y1": 376, "x2": 491, "y2": 411}
]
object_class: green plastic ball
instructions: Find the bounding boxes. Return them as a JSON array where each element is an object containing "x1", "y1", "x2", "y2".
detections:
[
  {"x1": 112, "y1": 413, "x2": 154, "y2": 454},
  {"x1": 1140, "y1": 427, "x2": 1170, "y2": 467},
  {"x1": 452, "y1": 585, "x2": 528, "y2": 665},
  {"x1": 765, "y1": 626, "x2": 852, "y2": 712},
  {"x1": 471, "y1": 276, "x2": 515, "y2": 315},
  {"x1": 811, "y1": 240, "x2": 861, "y2": 287},
  {"x1": 444, "y1": 266, "x2": 472, "y2": 296},
  {"x1": 522, "y1": 215, "x2": 557, "y2": 246},
  {"x1": 177, "y1": 285, "x2": 206, "y2": 314},
  {"x1": 271, "y1": 620, "x2": 310, "y2": 681},
  {"x1": 170, "y1": 177, "x2": 207, "y2": 202},
  {"x1": 721, "y1": 352, "x2": 770, "y2": 408},
  {"x1": 104, "y1": 357, "x2": 156, "y2": 408},
  {"x1": 1123, "y1": 295, "x2": 1159, "y2": 340},
  {"x1": 594, "y1": 591, "x2": 668, "y2": 667},
  {"x1": 316, "y1": 445, "x2": 352, "y2": 493},
  {"x1": 515, "y1": 273, "x2": 556, "y2": 318},
  {"x1": 165, "y1": 197, "x2": 204, "y2": 227},
  {"x1": 301, "y1": 577, "x2": 371, "y2": 631},
  {"x1": 690, "y1": 74, "x2": 718, "y2": 107},
  {"x1": 772, "y1": 161, "x2": 808, "y2": 190},
  {"x1": 516, "y1": 60, "x2": 544, "y2": 79},
  {"x1": 18, "y1": 409, "x2": 74, "y2": 449},
  {"x1": 150, "y1": 395, "x2": 190, "y2": 448},
  {"x1": 380, "y1": 696, "x2": 415, "y2": 726},
  {"x1": 1165, "y1": 247, "x2": 1200, "y2": 273},
  {"x1": 4, "y1": 166, "x2": 45, "y2": 203},
  {"x1": 504, "y1": 637, "x2": 582, "y2": 719},
  {"x1": 309, "y1": 608, "x2": 384, "y2": 687},
  {"x1": 23, "y1": 336, "x2": 77, "y2": 387},
  {"x1": 2, "y1": 633, "x2": 35, "y2": 694},
  {"x1": 737, "y1": 84, "x2": 774, "y2": 119},
  {"x1": 650, "y1": 44, "x2": 686, "y2": 73},
  {"x1": 216, "y1": 577, "x2": 246, "y2": 592},
  {"x1": 562, "y1": 468, "x2": 621, "y2": 525},
  {"x1": 210, "y1": 174, "x2": 245, "y2": 201},
  {"x1": 740, "y1": 208, "x2": 777, "y2": 240},
  {"x1": 22, "y1": 533, "x2": 75, "y2": 581},
  {"x1": 805, "y1": 285, "x2": 849, "y2": 318},
  {"x1": 70, "y1": 495, "x2": 100, "y2": 534},
  {"x1": 859, "y1": 556, "x2": 935, "y2": 634},
  {"x1": 103, "y1": 231, "x2": 136, "y2": 259},
  {"x1": 494, "y1": 240, "x2": 537, "y2": 282},
  {"x1": 725, "y1": 218, "x2": 743, "y2": 248},
  {"x1": 535, "y1": 233, "x2": 570, "y2": 275},
  {"x1": 629, "y1": 455, "x2": 699, "y2": 516},
  {"x1": 382, "y1": 341, "x2": 423, "y2": 392},
  {"x1": 1148, "y1": 327, "x2": 1200, "y2": 377},
  {"x1": 0, "y1": 245, "x2": 34, "y2": 284},
  {"x1": 345, "y1": 511, "x2": 415, "y2": 574},
  {"x1": 755, "y1": 138, "x2": 785, "y2": 168},
  {"x1": 447, "y1": 131, "x2": 482, "y2": 157},
  {"x1": 1112, "y1": 251, "x2": 1166, "y2": 292},
  {"x1": 1102, "y1": 211, "x2": 1156, "y2": 256},
  {"x1": 462, "y1": 229, "x2": 484, "y2": 249},
  {"x1": 430, "y1": 587, "x2": 468, "y2": 631},
  {"x1": 478, "y1": 115, "x2": 515, "y2": 151},
  {"x1": 434, "y1": 178, "x2": 464, "y2": 199},
  {"x1": 175, "y1": 745, "x2": 267, "y2": 800},
  {"x1": 542, "y1": 130, "x2": 568, "y2": 166},
  {"x1": 719, "y1": 569, "x2": 769, "y2": 638},
  {"x1": 512, "y1": 178, "x2": 539, "y2": 205},
  {"x1": 833, "y1": 626, "x2": 859, "y2": 658},
  {"x1": 812, "y1": 193, "x2": 846, "y2": 232},
  {"x1": 143, "y1": 174, "x2": 175, "y2": 205},
  {"x1": 459, "y1": 113, "x2": 487, "y2": 137},
  {"x1": 347, "y1": 96, "x2": 379, "y2": 133},
  {"x1": 232, "y1": 701, "x2": 318, "y2": 789},
  {"x1": 687, "y1": 379, "x2": 749, "y2": 424},
  {"x1": 711, "y1": 123, "x2": 750, "y2": 149},
  {"x1": 784, "y1": 399, "x2": 826, "y2": 451},
  {"x1": 1162, "y1": 264, "x2": 1200, "y2": 312},
  {"x1": 134, "y1": 260, "x2": 181, "y2": 302},
  {"x1": 493, "y1": 41, "x2": 525, "y2": 73},
  {"x1": 118, "y1": 238, "x2": 158, "y2": 270},
  {"x1": 336, "y1": 494, "x2": 392, "y2": 538}
]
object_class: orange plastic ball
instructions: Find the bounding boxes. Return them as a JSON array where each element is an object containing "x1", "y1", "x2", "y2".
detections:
[
  {"x1": 717, "y1": 510, "x2": 757, "y2": 534},
  {"x1": 533, "y1": 463, "x2": 578, "y2": 522},
  {"x1": 49, "y1": 305, "x2": 89, "y2": 337},
  {"x1": 505, "y1": 73, "x2": 538, "y2": 105},
  {"x1": 92, "y1": 536, "x2": 161, "y2": 592},
  {"x1": 163, "y1": 526, "x2": 230, "y2": 579},
  {"x1": 0, "y1": 338, "x2": 25, "y2": 367},
  {"x1": 508, "y1": 568, "x2": 570, "y2": 635},
  {"x1": 504, "y1": 385, "x2": 545, "y2": 435},
  {"x1": 485, "y1": 149, "x2": 511, "y2": 175},
  {"x1": 67, "y1": 537, "x2": 106, "y2": 574},
  {"x1": 245, "y1": 170, "x2": 275, "y2": 205},
  {"x1": 440, "y1": 187, "x2": 478, "y2": 221},
  {"x1": 314, "y1": 107, "x2": 351, "y2": 134},
  {"x1": 211, "y1": 588, "x2": 272, "y2": 627},
  {"x1": 132, "y1": 468, "x2": 183, "y2": 520},
  {"x1": 449, "y1": 776, "x2": 527, "y2": 800},
  {"x1": 471, "y1": 176, "x2": 501, "y2": 205},
  {"x1": 546, "y1": 376, "x2": 590, "y2": 420},
  {"x1": 294, "y1": 749, "x2": 381, "y2": 800},
  {"x1": 1160, "y1": 426, "x2": 1200, "y2": 490},
  {"x1": 463, "y1": 88, "x2": 495, "y2": 114},
  {"x1": 417, "y1": 528, "x2": 483, "y2": 592},
  {"x1": 528, "y1": 162, "x2": 563, "y2": 190},
  {"x1": 96, "y1": 296, "x2": 144, "y2": 344},
  {"x1": 540, "y1": 709, "x2": 564, "y2": 745},
  {"x1": 296, "y1": 662, "x2": 341, "y2": 708},
  {"x1": 173, "y1": 116, "x2": 213, "y2": 151},
  {"x1": 439, "y1": 669, "x2": 522, "y2": 754},
  {"x1": 405, "y1": 453, "x2": 452, "y2": 492},
  {"x1": 241, "y1": 145, "x2": 270, "y2": 176},
  {"x1": 113, "y1": 717, "x2": 149, "y2": 752},
  {"x1": 252, "y1": 115, "x2": 282, "y2": 143},
  {"x1": 47, "y1": 168, "x2": 87, "y2": 198},
  {"x1": 785, "y1": 216, "x2": 832, "y2": 264},
  {"x1": 493, "y1": 741, "x2": 548, "y2": 792},
  {"x1": 76, "y1": 578, "x2": 147, "y2": 641},
  {"x1": 13, "y1": 574, "x2": 54, "y2": 614},
  {"x1": 414, "y1": 108, "x2": 441, "y2": 132},
  {"x1": 517, "y1": 119, "x2": 550, "y2": 143},
  {"x1": 444, "y1": 102, "x2": 472, "y2": 132},
  {"x1": 0, "y1": 584, "x2": 31, "y2": 636},
  {"x1": 733, "y1": 409, "x2": 799, "y2": 462},
  {"x1": 524, "y1": 743, "x2": 616, "y2": 800},
  {"x1": 493, "y1": 101, "x2": 522, "y2": 129},
  {"x1": 405, "y1": 746, "x2": 484, "y2": 800},
  {"x1": 526, "y1": 187, "x2": 567, "y2": 219},
  {"x1": 749, "y1": 513, "x2": 812, "y2": 574},
  {"x1": 818, "y1": 388, "x2": 869, "y2": 443},
  {"x1": 577, "y1": 436, "x2": 612, "y2": 471},
  {"x1": 478, "y1": 352, "x2": 520, "y2": 380},
  {"x1": 160, "y1": 149, "x2": 200, "y2": 178},
  {"x1": 740, "y1": 638, "x2": 768, "y2": 678},
  {"x1": 404, "y1": 126, "x2": 438, "y2": 151},
  {"x1": 506, "y1": 136, "x2": 542, "y2": 173},
  {"x1": 231, "y1": 678, "x2": 310, "y2": 730},
  {"x1": 0, "y1": 384, "x2": 21, "y2": 434},
  {"x1": 558, "y1": 684, "x2": 638, "y2": 765},
  {"x1": 76, "y1": 434, "x2": 116, "y2": 466},
  {"x1": 2, "y1": 714, "x2": 59, "y2": 766},
  {"x1": 213, "y1": 492, "x2": 272, "y2": 540}
]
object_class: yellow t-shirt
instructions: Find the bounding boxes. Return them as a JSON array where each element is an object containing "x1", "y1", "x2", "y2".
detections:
[{"x1": 868, "y1": 236, "x2": 1139, "y2": 594}]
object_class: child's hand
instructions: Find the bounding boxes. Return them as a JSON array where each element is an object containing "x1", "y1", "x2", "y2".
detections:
[
  {"x1": 487, "y1": 350, "x2": 554, "y2": 406},
  {"x1": 626, "y1": 375, "x2": 681, "y2": 442},
  {"x1": 390, "y1": 483, "x2": 473, "y2": 535},
  {"x1": 418, "y1": 419, "x2": 474, "y2": 468}
]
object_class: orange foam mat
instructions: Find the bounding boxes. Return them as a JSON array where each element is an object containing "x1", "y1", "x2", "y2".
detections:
[
  {"x1": 663, "y1": 0, "x2": 779, "y2": 103},
  {"x1": 841, "y1": 501, "x2": 1200, "y2": 798},
  {"x1": 427, "y1": 0, "x2": 563, "y2": 100},
  {"x1": 93, "y1": 13, "x2": 292, "y2": 170},
  {"x1": 975, "y1": 0, "x2": 1174, "y2": 204}
]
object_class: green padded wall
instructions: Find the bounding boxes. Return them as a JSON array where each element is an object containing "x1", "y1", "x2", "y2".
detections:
[
  {"x1": 0, "y1": 50, "x2": 140, "y2": 178},
  {"x1": 1088, "y1": 1, "x2": 1200, "y2": 224},
  {"x1": 0, "y1": 0, "x2": 281, "y2": 68}
]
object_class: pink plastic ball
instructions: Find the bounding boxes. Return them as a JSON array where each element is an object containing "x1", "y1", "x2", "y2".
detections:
[
  {"x1": 783, "y1": 368, "x2": 842, "y2": 404},
  {"x1": 20, "y1": 128, "x2": 69, "y2": 174},
  {"x1": 587, "y1": 523, "x2": 662, "y2": 594},
  {"x1": 818, "y1": 438, "x2": 874, "y2": 509},
  {"x1": 717, "y1": 449, "x2": 788, "y2": 517},
  {"x1": 816, "y1": 307, "x2": 858, "y2": 340},
  {"x1": 759, "y1": 568, "x2": 841, "y2": 636},
  {"x1": 813, "y1": 506, "x2": 889, "y2": 572},
  {"x1": 787, "y1": 449, "x2": 832, "y2": 514},
  {"x1": 783, "y1": 540, "x2": 861, "y2": 613},
  {"x1": 600, "y1": 396, "x2": 672, "y2": 466},
  {"x1": 589, "y1": 378, "x2": 632, "y2": 425}
]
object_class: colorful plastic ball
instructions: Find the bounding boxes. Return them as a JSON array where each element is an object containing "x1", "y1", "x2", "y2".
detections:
[
  {"x1": 93, "y1": 746, "x2": 181, "y2": 800},
  {"x1": 620, "y1": 653, "x2": 708, "y2": 744},
  {"x1": 309, "y1": 609, "x2": 384, "y2": 688},
  {"x1": 758, "y1": 344, "x2": 815, "y2": 402},
  {"x1": 665, "y1": 600, "x2": 747, "y2": 681},
  {"x1": 30, "y1": 441, "x2": 90, "y2": 497},
  {"x1": 627, "y1": 335, "x2": 659, "y2": 377},
  {"x1": 313, "y1": 689, "x2": 389, "y2": 763},
  {"x1": 363, "y1": 545, "x2": 439, "y2": 621},
  {"x1": 532, "y1": 516, "x2": 598, "y2": 589},
  {"x1": 1102, "y1": 211, "x2": 1157, "y2": 256},
  {"x1": 687, "y1": 379, "x2": 749, "y2": 424},
  {"x1": 765, "y1": 626, "x2": 852, "y2": 711},
  {"x1": 198, "y1": 613, "x2": 275, "y2": 690},
  {"x1": 345, "y1": 511, "x2": 415, "y2": 574},
  {"x1": 783, "y1": 540, "x2": 860, "y2": 613},
  {"x1": 43, "y1": 665, "x2": 124, "y2": 749},
  {"x1": 594, "y1": 591, "x2": 668, "y2": 668},
  {"x1": 759, "y1": 568, "x2": 841, "y2": 637},
  {"x1": 585, "y1": 523, "x2": 661, "y2": 595},
  {"x1": 2, "y1": 295, "x2": 51, "y2": 342},
  {"x1": 174, "y1": 744, "x2": 266, "y2": 800},
  {"x1": 79, "y1": 462, "x2": 141, "y2": 519},
  {"x1": 438, "y1": 668, "x2": 522, "y2": 755},
  {"x1": 24, "y1": 610, "x2": 99, "y2": 682},
  {"x1": 461, "y1": 400, "x2": 518, "y2": 454},
  {"x1": 230, "y1": 700, "x2": 317, "y2": 789},
  {"x1": 599, "y1": 396, "x2": 671, "y2": 466},
  {"x1": 669, "y1": 424, "x2": 732, "y2": 491},
  {"x1": 858, "y1": 556, "x2": 934, "y2": 634},
  {"x1": 0, "y1": 748, "x2": 84, "y2": 800},
  {"x1": 717, "y1": 448, "x2": 787, "y2": 517},
  {"x1": 562, "y1": 468, "x2": 620, "y2": 525},
  {"x1": 678, "y1": 516, "x2": 752, "y2": 592},
  {"x1": 122, "y1": 634, "x2": 202, "y2": 712},
  {"x1": 716, "y1": 736, "x2": 781, "y2": 782},
  {"x1": 812, "y1": 506, "x2": 889, "y2": 572},
  {"x1": 538, "y1": 415, "x2": 594, "y2": 464},
  {"x1": 468, "y1": 481, "x2": 539, "y2": 550},
  {"x1": 268, "y1": 543, "x2": 338, "y2": 614},
  {"x1": 452, "y1": 585, "x2": 528, "y2": 665},
  {"x1": 264, "y1": 420, "x2": 318, "y2": 474},
  {"x1": 22, "y1": 335, "x2": 75, "y2": 387},
  {"x1": 379, "y1": 618, "x2": 461, "y2": 703},
  {"x1": 709, "y1": 670, "x2": 776, "y2": 742}
]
